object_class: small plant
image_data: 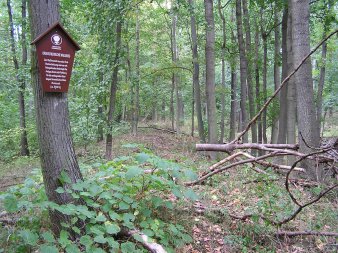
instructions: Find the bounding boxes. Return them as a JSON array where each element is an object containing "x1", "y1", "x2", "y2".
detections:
[{"x1": 0, "y1": 149, "x2": 196, "y2": 252}]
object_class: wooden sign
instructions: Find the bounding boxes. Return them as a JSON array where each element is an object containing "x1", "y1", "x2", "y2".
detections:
[{"x1": 31, "y1": 22, "x2": 80, "y2": 92}]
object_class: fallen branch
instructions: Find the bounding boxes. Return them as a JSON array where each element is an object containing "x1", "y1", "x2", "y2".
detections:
[
  {"x1": 196, "y1": 143, "x2": 298, "y2": 153},
  {"x1": 124, "y1": 229, "x2": 167, "y2": 253},
  {"x1": 139, "y1": 126, "x2": 177, "y2": 134},
  {"x1": 275, "y1": 231, "x2": 338, "y2": 237}
]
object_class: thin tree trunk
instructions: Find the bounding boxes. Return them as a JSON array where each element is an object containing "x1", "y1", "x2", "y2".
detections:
[
  {"x1": 229, "y1": 11, "x2": 237, "y2": 142},
  {"x1": 132, "y1": 8, "x2": 140, "y2": 136},
  {"x1": 277, "y1": 7, "x2": 288, "y2": 144},
  {"x1": 262, "y1": 32, "x2": 268, "y2": 144},
  {"x1": 254, "y1": 17, "x2": 263, "y2": 154},
  {"x1": 218, "y1": 0, "x2": 226, "y2": 143},
  {"x1": 271, "y1": 6, "x2": 281, "y2": 144},
  {"x1": 106, "y1": 21, "x2": 122, "y2": 160},
  {"x1": 291, "y1": 0, "x2": 321, "y2": 181},
  {"x1": 286, "y1": 3, "x2": 296, "y2": 166},
  {"x1": 316, "y1": 31, "x2": 327, "y2": 135},
  {"x1": 7, "y1": 0, "x2": 29, "y2": 156},
  {"x1": 235, "y1": 0, "x2": 248, "y2": 143},
  {"x1": 189, "y1": 0, "x2": 205, "y2": 142},
  {"x1": 97, "y1": 72, "x2": 104, "y2": 142},
  {"x1": 28, "y1": 0, "x2": 84, "y2": 236},
  {"x1": 242, "y1": 0, "x2": 257, "y2": 145},
  {"x1": 204, "y1": 0, "x2": 217, "y2": 157}
]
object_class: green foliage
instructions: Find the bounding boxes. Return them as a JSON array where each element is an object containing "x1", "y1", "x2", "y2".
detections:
[{"x1": 0, "y1": 150, "x2": 196, "y2": 252}]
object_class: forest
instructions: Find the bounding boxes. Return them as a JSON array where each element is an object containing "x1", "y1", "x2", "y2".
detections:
[{"x1": 0, "y1": 0, "x2": 337, "y2": 252}]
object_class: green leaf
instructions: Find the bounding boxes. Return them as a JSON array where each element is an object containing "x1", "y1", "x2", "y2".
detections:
[
  {"x1": 106, "y1": 237, "x2": 119, "y2": 249},
  {"x1": 92, "y1": 248, "x2": 106, "y2": 253},
  {"x1": 90, "y1": 225, "x2": 105, "y2": 236},
  {"x1": 172, "y1": 187, "x2": 183, "y2": 198},
  {"x1": 106, "y1": 223, "x2": 120, "y2": 234},
  {"x1": 39, "y1": 244, "x2": 59, "y2": 253},
  {"x1": 95, "y1": 214, "x2": 107, "y2": 222},
  {"x1": 184, "y1": 188, "x2": 199, "y2": 201},
  {"x1": 65, "y1": 244, "x2": 81, "y2": 253},
  {"x1": 19, "y1": 229, "x2": 39, "y2": 246},
  {"x1": 119, "y1": 201, "x2": 129, "y2": 210},
  {"x1": 80, "y1": 235, "x2": 93, "y2": 249},
  {"x1": 58, "y1": 230, "x2": 71, "y2": 248},
  {"x1": 4, "y1": 195, "x2": 18, "y2": 213},
  {"x1": 42, "y1": 231, "x2": 55, "y2": 243},
  {"x1": 125, "y1": 166, "x2": 143, "y2": 179},
  {"x1": 94, "y1": 235, "x2": 107, "y2": 244},
  {"x1": 143, "y1": 229, "x2": 154, "y2": 237},
  {"x1": 109, "y1": 211, "x2": 121, "y2": 221},
  {"x1": 121, "y1": 242, "x2": 137, "y2": 252},
  {"x1": 60, "y1": 170, "x2": 72, "y2": 184},
  {"x1": 89, "y1": 184, "x2": 103, "y2": 196},
  {"x1": 135, "y1": 153, "x2": 150, "y2": 164}
]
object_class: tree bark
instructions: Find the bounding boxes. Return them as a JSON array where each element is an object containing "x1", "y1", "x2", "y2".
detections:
[
  {"x1": 132, "y1": 7, "x2": 140, "y2": 136},
  {"x1": 189, "y1": 0, "x2": 205, "y2": 143},
  {"x1": 277, "y1": 7, "x2": 288, "y2": 145},
  {"x1": 290, "y1": 0, "x2": 321, "y2": 181},
  {"x1": 218, "y1": 0, "x2": 226, "y2": 143},
  {"x1": 242, "y1": 0, "x2": 257, "y2": 145},
  {"x1": 271, "y1": 5, "x2": 281, "y2": 144},
  {"x1": 204, "y1": 0, "x2": 218, "y2": 157},
  {"x1": 262, "y1": 32, "x2": 268, "y2": 144},
  {"x1": 28, "y1": 0, "x2": 84, "y2": 236},
  {"x1": 235, "y1": 0, "x2": 248, "y2": 143},
  {"x1": 7, "y1": 0, "x2": 30, "y2": 156},
  {"x1": 106, "y1": 21, "x2": 122, "y2": 159}
]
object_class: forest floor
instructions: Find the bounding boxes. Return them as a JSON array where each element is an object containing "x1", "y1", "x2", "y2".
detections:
[{"x1": 0, "y1": 122, "x2": 337, "y2": 252}]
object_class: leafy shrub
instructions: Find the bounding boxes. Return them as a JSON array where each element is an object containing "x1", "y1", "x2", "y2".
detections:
[{"x1": 0, "y1": 149, "x2": 197, "y2": 252}]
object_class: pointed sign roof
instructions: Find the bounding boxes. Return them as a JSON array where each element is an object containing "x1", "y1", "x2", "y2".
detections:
[{"x1": 31, "y1": 21, "x2": 81, "y2": 51}]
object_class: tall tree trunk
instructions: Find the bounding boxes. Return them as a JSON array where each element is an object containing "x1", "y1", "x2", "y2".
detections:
[
  {"x1": 7, "y1": 0, "x2": 29, "y2": 156},
  {"x1": 105, "y1": 21, "x2": 122, "y2": 159},
  {"x1": 189, "y1": 0, "x2": 205, "y2": 142},
  {"x1": 262, "y1": 31, "x2": 268, "y2": 144},
  {"x1": 132, "y1": 8, "x2": 140, "y2": 136},
  {"x1": 271, "y1": 6, "x2": 281, "y2": 144},
  {"x1": 218, "y1": 0, "x2": 226, "y2": 143},
  {"x1": 286, "y1": 2, "x2": 296, "y2": 166},
  {"x1": 316, "y1": 30, "x2": 327, "y2": 136},
  {"x1": 97, "y1": 72, "x2": 104, "y2": 142},
  {"x1": 254, "y1": 17, "x2": 263, "y2": 152},
  {"x1": 242, "y1": 0, "x2": 257, "y2": 145},
  {"x1": 229, "y1": 11, "x2": 237, "y2": 141},
  {"x1": 28, "y1": 0, "x2": 84, "y2": 236},
  {"x1": 277, "y1": 7, "x2": 288, "y2": 144},
  {"x1": 204, "y1": 0, "x2": 217, "y2": 157},
  {"x1": 235, "y1": 0, "x2": 248, "y2": 143},
  {"x1": 290, "y1": 0, "x2": 321, "y2": 181}
]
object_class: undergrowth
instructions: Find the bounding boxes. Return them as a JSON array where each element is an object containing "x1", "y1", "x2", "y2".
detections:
[{"x1": 0, "y1": 145, "x2": 198, "y2": 252}]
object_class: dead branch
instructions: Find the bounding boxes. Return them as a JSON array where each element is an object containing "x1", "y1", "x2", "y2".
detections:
[
  {"x1": 196, "y1": 143, "x2": 298, "y2": 153},
  {"x1": 124, "y1": 229, "x2": 167, "y2": 253},
  {"x1": 232, "y1": 28, "x2": 338, "y2": 143},
  {"x1": 275, "y1": 231, "x2": 338, "y2": 237},
  {"x1": 185, "y1": 152, "x2": 277, "y2": 186}
]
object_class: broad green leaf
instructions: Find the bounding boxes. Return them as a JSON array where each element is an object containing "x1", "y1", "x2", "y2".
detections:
[
  {"x1": 94, "y1": 235, "x2": 107, "y2": 244},
  {"x1": 42, "y1": 231, "x2": 55, "y2": 243},
  {"x1": 184, "y1": 188, "x2": 199, "y2": 201},
  {"x1": 65, "y1": 244, "x2": 81, "y2": 253},
  {"x1": 80, "y1": 235, "x2": 93, "y2": 249},
  {"x1": 4, "y1": 195, "x2": 18, "y2": 213},
  {"x1": 119, "y1": 201, "x2": 129, "y2": 210},
  {"x1": 19, "y1": 229, "x2": 39, "y2": 246},
  {"x1": 121, "y1": 241, "x2": 137, "y2": 252},
  {"x1": 59, "y1": 230, "x2": 71, "y2": 248},
  {"x1": 95, "y1": 214, "x2": 107, "y2": 222},
  {"x1": 135, "y1": 153, "x2": 150, "y2": 164},
  {"x1": 105, "y1": 223, "x2": 120, "y2": 234},
  {"x1": 39, "y1": 244, "x2": 59, "y2": 253},
  {"x1": 60, "y1": 170, "x2": 72, "y2": 184},
  {"x1": 125, "y1": 166, "x2": 143, "y2": 179}
]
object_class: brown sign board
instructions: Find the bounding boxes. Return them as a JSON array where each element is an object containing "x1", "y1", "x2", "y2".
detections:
[{"x1": 31, "y1": 22, "x2": 80, "y2": 92}]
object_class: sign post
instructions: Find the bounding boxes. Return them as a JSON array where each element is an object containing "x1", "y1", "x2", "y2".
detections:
[{"x1": 31, "y1": 22, "x2": 80, "y2": 92}]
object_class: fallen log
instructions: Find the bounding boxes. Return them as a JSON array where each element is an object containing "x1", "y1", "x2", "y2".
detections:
[
  {"x1": 275, "y1": 231, "x2": 338, "y2": 237},
  {"x1": 196, "y1": 143, "x2": 299, "y2": 153}
]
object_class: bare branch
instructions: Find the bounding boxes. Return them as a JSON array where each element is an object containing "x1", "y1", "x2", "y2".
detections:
[{"x1": 276, "y1": 231, "x2": 338, "y2": 237}]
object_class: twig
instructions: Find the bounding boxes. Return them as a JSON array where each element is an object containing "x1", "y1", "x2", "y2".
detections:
[
  {"x1": 276, "y1": 231, "x2": 338, "y2": 237},
  {"x1": 196, "y1": 143, "x2": 298, "y2": 153},
  {"x1": 232, "y1": 28, "x2": 338, "y2": 143}
]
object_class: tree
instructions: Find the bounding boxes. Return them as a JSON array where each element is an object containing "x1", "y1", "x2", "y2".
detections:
[
  {"x1": 235, "y1": 0, "x2": 248, "y2": 143},
  {"x1": 290, "y1": 0, "x2": 321, "y2": 181},
  {"x1": 204, "y1": 0, "x2": 217, "y2": 157},
  {"x1": 105, "y1": 21, "x2": 122, "y2": 160},
  {"x1": 7, "y1": 0, "x2": 29, "y2": 156},
  {"x1": 189, "y1": 0, "x2": 205, "y2": 143},
  {"x1": 28, "y1": 0, "x2": 84, "y2": 236}
]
